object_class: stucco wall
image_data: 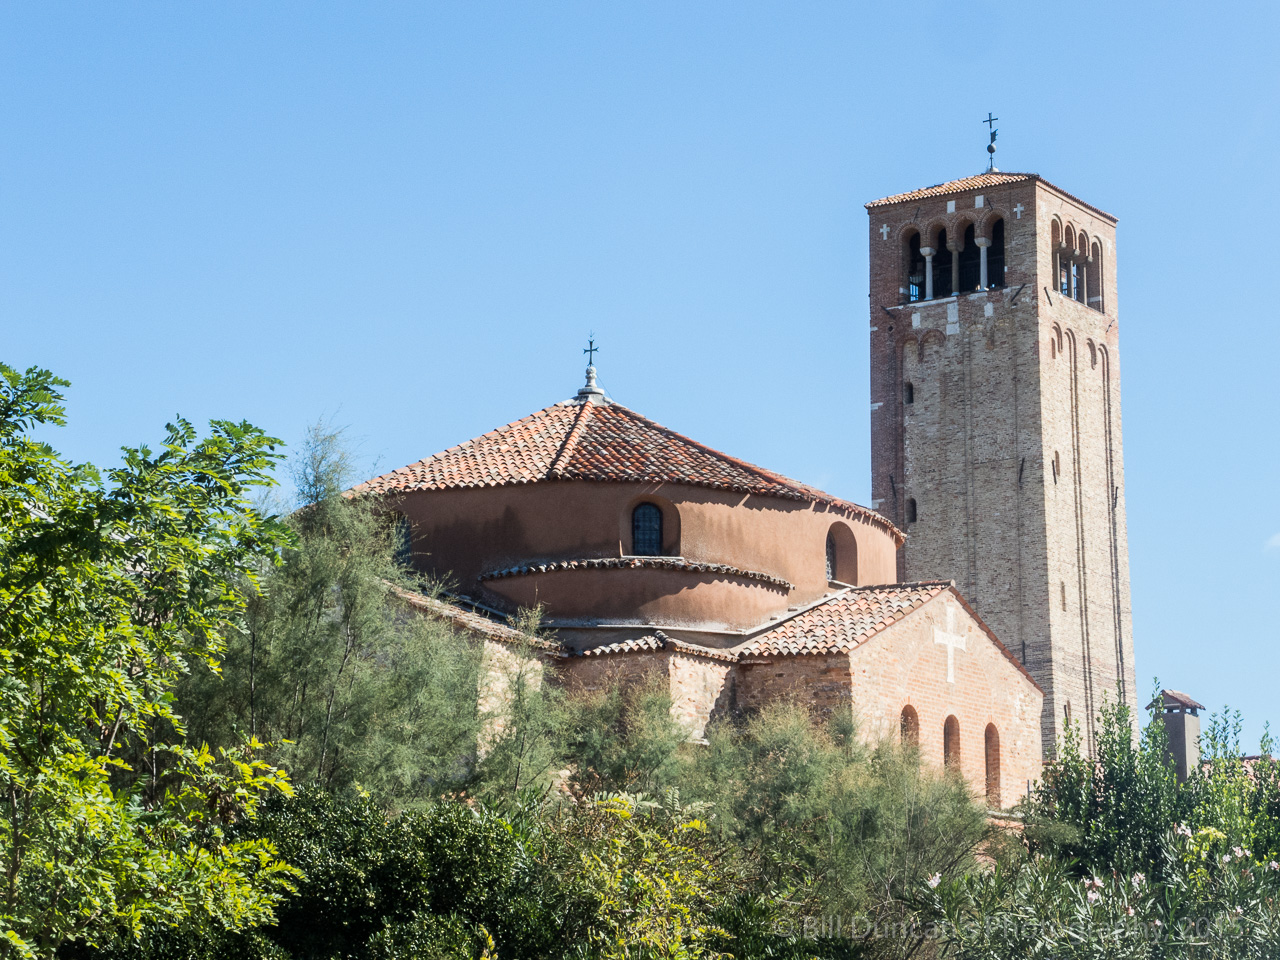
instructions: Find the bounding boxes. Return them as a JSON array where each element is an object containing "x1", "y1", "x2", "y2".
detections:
[{"x1": 390, "y1": 479, "x2": 897, "y2": 631}]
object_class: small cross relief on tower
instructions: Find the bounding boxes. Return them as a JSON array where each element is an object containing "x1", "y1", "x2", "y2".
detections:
[
  {"x1": 880, "y1": 224, "x2": 890, "y2": 240},
  {"x1": 933, "y1": 603, "x2": 967, "y2": 684}
]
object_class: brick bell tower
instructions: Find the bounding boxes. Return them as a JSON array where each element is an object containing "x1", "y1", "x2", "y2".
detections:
[{"x1": 865, "y1": 169, "x2": 1136, "y2": 758}]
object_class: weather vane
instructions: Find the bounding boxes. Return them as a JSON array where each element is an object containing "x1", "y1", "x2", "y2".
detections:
[
  {"x1": 984, "y1": 112, "x2": 999, "y2": 172},
  {"x1": 583, "y1": 335, "x2": 599, "y2": 367}
]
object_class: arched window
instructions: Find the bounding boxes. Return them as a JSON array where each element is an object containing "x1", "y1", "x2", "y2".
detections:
[
  {"x1": 906, "y1": 231, "x2": 926, "y2": 303},
  {"x1": 985, "y1": 724, "x2": 1001, "y2": 807},
  {"x1": 906, "y1": 498, "x2": 918, "y2": 524},
  {"x1": 958, "y1": 224, "x2": 981, "y2": 293},
  {"x1": 944, "y1": 715, "x2": 961, "y2": 772},
  {"x1": 632, "y1": 503, "x2": 663, "y2": 556},
  {"x1": 901, "y1": 705, "x2": 919, "y2": 746},
  {"x1": 1089, "y1": 241, "x2": 1104, "y2": 312},
  {"x1": 987, "y1": 219, "x2": 1005, "y2": 289},
  {"x1": 824, "y1": 523, "x2": 858, "y2": 584},
  {"x1": 903, "y1": 381, "x2": 914, "y2": 405},
  {"x1": 934, "y1": 229, "x2": 953, "y2": 299}
]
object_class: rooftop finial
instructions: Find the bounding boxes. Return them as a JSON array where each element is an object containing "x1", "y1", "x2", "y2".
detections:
[
  {"x1": 577, "y1": 334, "x2": 608, "y2": 404},
  {"x1": 984, "y1": 112, "x2": 999, "y2": 173}
]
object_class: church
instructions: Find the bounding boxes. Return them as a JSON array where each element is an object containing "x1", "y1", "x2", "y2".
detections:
[{"x1": 353, "y1": 168, "x2": 1135, "y2": 807}]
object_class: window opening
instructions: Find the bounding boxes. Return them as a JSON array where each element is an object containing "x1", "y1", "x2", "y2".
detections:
[
  {"x1": 934, "y1": 229, "x2": 953, "y2": 299},
  {"x1": 903, "y1": 381, "x2": 914, "y2": 405},
  {"x1": 901, "y1": 706, "x2": 920, "y2": 746},
  {"x1": 944, "y1": 715, "x2": 961, "y2": 772},
  {"x1": 907, "y1": 232, "x2": 925, "y2": 303},
  {"x1": 825, "y1": 531, "x2": 837, "y2": 581},
  {"x1": 1060, "y1": 581, "x2": 1068, "y2": 611},
  {"x1": 985, "y1": 724, "x2": 1001, "y2": 807},
  {"x1": 632, "y1": 503, "x2": 663, "y2": 556},
  {"x1": 987, "y1": 219, "x2": 1005, "y2": 288},
  {"x1": 958, "y1": 224, "x2": 981, "y2": 292},
  {"x1": 906, "y1": 498, "x2": 918, "y2": 524}
]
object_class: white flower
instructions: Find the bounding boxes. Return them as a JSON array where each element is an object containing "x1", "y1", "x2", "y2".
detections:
[
  {"x1": 1126, "y1": 906, "x2": 1135, "y2": 917},
  {"x1": 1087, "y1": 890, "x2": 1100, "y2": 903},
  {"x1": 1175, "y1": 824, "x2": 1192, "y2": 838},
  {"x1": 1155, "y1": 919, "x2": 1162, "y2": 927},
  {"x1": 1235, "y1": 905, "x2": 1244, "y2": 915},
  {"x1": 1223, "y1": 853, "x2": 1232, "y2": 863},
  {"x1": 1269, "y1": 861, "x2": 1280, "y2": 871},
  {"x1": 927, "y1": 873, "x2": 941, "y2": 889},
  {"x1": 1132, "y1": 873, "x2": 1145, "y2": 889},
  {"x1": 1233, "y1": 846, "x2": 1245, "y2": 858}
]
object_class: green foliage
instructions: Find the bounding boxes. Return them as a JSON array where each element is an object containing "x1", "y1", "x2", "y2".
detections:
[
  {"x1": 558, "y1": 675, "x2": 687, "y2": 796},
  {"x1": 178, "y1": 423, "x2": 484, "y2": 806},
  {"x1": 1027, "y1": 696, "x2": 1182, "y2": 880},
  {"x1": 0, "y1": 363, "x2": 295, "y2": 958}
]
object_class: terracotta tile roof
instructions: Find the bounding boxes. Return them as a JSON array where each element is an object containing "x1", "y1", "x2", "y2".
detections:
[
  {"x1": 389, "y1": 585, "x2": 561, "y2": 651},
  {"x1": 865, "y1": 172, "x2": 1116, "y2": 223},
  {"x1": 735, "y1": 581, "x2": 1043, "y2": 692},
  {"x1": 1147, "y1": 689, "x2": 1206, "y2": 713},
  {"x1": 572, "y1": 630, "x2": 738, "y2": 663},
  {"x1": 738, "y1": 581, "x2": 950, "y2": 657},
  {"x1": 352, "y1": 398, "x2": 899, "y2": 541},
  {"x1": 480, "y1": 556, "x2": 793, "y2": 591}
]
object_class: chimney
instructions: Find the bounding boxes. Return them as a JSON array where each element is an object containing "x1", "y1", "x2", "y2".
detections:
[{"x1": 1147, "y1": 689, "x2": 1206, "y2": 782}]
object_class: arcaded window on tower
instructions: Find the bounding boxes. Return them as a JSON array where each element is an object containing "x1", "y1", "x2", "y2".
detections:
[
  {"x1": 934, "y1": 229, "x2": 953, "y2": 299},
  {"x1": 906, "y1": 231, "x2": 925, "y2": 302},
  {"x1": 901, "y1": 705, "x2": 919, "y2": 746},
  {"x1": 988, "y1": 219, "x2": 1005, "y2": 288},
  {"x1": 632, "y1": 502, "x2": 663, "y2": 556},
  {"x1": 944, "y1": 715, "x2": 961, "y2": 772},
  {"x1": 959, "y1": 224, "x2": 981, "y2": 293},
  {"x1": 985, "y1": 724, "x2": 1001, "y2": 807}
]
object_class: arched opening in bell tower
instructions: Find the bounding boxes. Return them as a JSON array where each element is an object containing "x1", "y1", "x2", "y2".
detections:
[
  {"x1": 959, "y1": 224, "x2": 981, "y2": 292},
  {"x1": 934, "y1": 228, "x2": 953, "y2": 298},
  {"x1": 988, "y1": 219, "x2": 1005, "y2": 288}
]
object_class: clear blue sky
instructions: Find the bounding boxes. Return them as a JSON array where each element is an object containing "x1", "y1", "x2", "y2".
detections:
[{"x1": 3, "y1": 3, "x2": 1278, "y2": 746}]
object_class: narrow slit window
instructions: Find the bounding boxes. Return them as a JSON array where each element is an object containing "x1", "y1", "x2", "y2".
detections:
[
  {"x1": 944, "y1": 715, "x2": 961, "y2": 772},
  {"x1": 632, "y1": 503, "x2": 663, "y2": 556},
  {"x1": 906, "y1": 498, "x2": 918, "y2": 524},
  {"x1": 903, "y1": 382, "x2": 914, "y2": 405}
]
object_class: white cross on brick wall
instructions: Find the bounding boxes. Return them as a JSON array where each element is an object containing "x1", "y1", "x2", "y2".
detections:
[
  {"x1": 933, "y1": 604, "x2": 967, "y2": 683},
  {"x1": 1013, "y1": 203, "x2": 1024, "y2": 219},
  {"x1": 880, "y1": 224, "x2": 890, "y2": 240}
]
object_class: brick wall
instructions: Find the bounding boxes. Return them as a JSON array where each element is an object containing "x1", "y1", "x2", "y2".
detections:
[{"x1": 866, "y1": 176, "x2": 1137, "y2": 759}]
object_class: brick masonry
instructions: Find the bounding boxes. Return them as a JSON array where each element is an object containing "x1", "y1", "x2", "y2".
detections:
[{"x1": 866, "y1": 175, "x2": 1138, "y2": 758}]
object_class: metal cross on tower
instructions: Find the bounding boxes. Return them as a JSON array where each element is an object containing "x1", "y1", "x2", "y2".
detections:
[
  {"x1": 583, "y1": 336, "x2": 599, "y2": 366},
  {"x1": 984, "y1": 113, "x2": 999, "y2": 172}
]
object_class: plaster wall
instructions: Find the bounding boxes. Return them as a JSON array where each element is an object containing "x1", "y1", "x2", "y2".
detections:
[{"x1": 389, "y1": 480, "x2": 897, "y2": 631}]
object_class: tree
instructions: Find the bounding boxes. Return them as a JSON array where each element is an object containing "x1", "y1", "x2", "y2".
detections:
[
  {"x1": 178, "y1": 423, "x2": 484, "y2": 807},
  {"x1": 0, "y1": 364, "x2": 295, "y2": 958}
]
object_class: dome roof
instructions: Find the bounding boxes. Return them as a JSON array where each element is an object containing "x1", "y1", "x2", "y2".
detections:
[{"x1": 352, "y1": 396, "x2": 899, "y2": 540}]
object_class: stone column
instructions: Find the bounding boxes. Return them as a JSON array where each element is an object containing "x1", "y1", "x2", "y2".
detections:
[
  {"x1": 949, "y1": 240, "x2": 960, "y2": 295},
  {"x1": 921, "y1": 246, "x2": 935, "y2": 300},
  {"x1": 976, "y1": 236, "x2": 991, "y2": 289}
]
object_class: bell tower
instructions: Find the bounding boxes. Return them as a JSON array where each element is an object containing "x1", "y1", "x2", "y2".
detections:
[{"x1": 865, "y1": 171, "x2": 1136, "y2": 757}]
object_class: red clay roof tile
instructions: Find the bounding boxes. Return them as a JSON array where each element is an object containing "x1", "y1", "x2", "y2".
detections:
[
  {"x1": 864, "y1": 172, "x2": 1116, "y2": 223},
  {"x1": 352, "y1": 398, "x2": 899, "y2": 540}
]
